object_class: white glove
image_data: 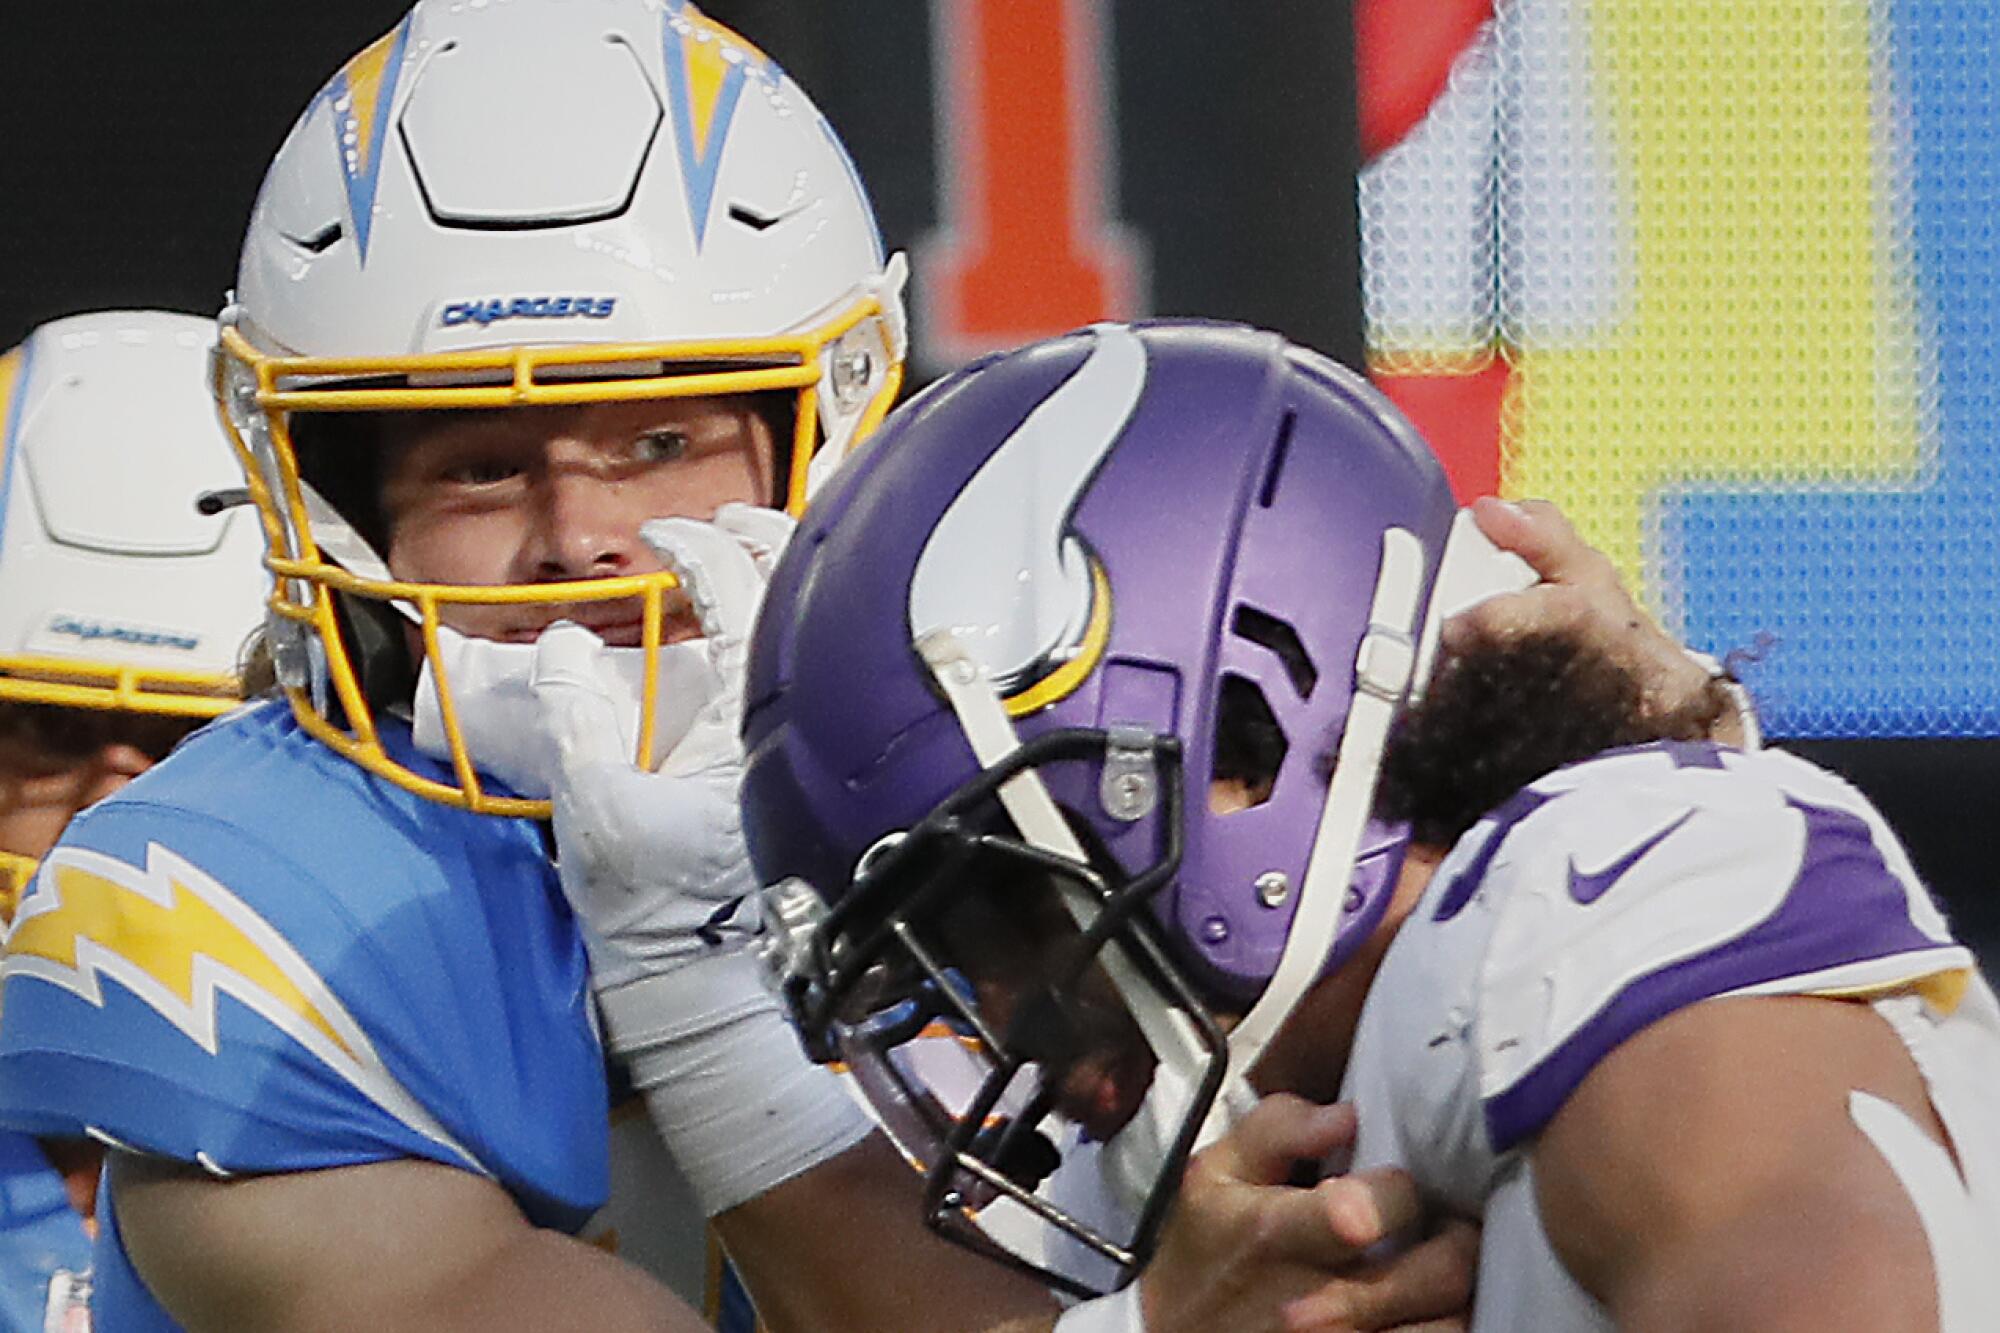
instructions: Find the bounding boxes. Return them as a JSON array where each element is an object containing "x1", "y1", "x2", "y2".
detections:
[
  {"x1": 531, "y1": 504, "x2": 870, "y2": 1216},
  {"x1": 531, "y1": 503, "x2": 789, "y2": 988},
  {"x1": 530, "y1": 619, "x2": 752, "y2": 988}
]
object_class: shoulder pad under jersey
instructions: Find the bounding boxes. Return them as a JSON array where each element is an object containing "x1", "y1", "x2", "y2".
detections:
[{"x1": 1434, "y1": 742, "x2": 1973, "y2": 1153}]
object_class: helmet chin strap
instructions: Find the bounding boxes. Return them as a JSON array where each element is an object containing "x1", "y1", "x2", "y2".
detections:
[
  {"x1": 296, "y1": 482, "x2": 415, "y2": 619},
  {"x1": 922, "y1": 627, "x2": 1245, "y2": 1227},
  {"x1": 1226, "y1": 512, "x2": 1537, "y2": 1078},
  {"x1": 1222, "y1": 526, "x2": 1427, "y2": 1080},
  {"x1": 918, "y1": 631, "x2": 1217, "y2": 1085}
]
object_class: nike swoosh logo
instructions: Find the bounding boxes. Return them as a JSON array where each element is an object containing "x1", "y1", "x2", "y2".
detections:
[
  {"x1": 1566, "y1": 809, "x2": 1698, "y2": 905},
  {"x1": 910, "y1": 325, "x2": 1146, "y2": 694}
]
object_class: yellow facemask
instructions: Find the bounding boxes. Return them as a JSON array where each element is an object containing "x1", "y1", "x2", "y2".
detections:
[{"x1": 214, "y1": 296, "x2": 904, "y2": 819}]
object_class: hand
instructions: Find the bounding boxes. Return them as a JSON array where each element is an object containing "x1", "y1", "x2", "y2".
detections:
[
  {"x1": 1448, "y1": 498, "x2": 1744, "y2": 746},
  {"x1": 533, "y1": 508, "x2": 867, "y2": 1220},
  {"x1": 531, "y1": 505, "x2": 793, "y2": 990},
  {"x1": 1138, "y1": 1096, "x2": 1474, "y2": 1333}
]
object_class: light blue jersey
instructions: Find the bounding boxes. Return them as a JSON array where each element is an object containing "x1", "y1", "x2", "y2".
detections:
[
  {"x1": 0, "y1": 1133, "x2": 90, "y2": 1332},
  {"x1": 0, "y1": 702, "x2": 608, "y2": 1330}
]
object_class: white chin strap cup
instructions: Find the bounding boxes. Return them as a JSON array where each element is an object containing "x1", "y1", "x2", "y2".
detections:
[{"x1": 411, "y1": 625, "x2": 722, "y2": 798}]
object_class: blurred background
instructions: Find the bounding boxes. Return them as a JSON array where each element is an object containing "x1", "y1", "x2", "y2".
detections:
[{"x1": 2, "y1": 0, "x2": 1992, "y2": 965}]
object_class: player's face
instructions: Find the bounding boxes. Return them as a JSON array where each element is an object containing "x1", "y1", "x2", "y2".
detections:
[
  {"x1": 378, "y1": 396, "x2": 776, "y2": 643},
  {"x1": 923, "y1": 861, "x2": 1163, "y2": 1142},
  {"x1": 0, "y1": 737, "x2": 146, "y2": 908},
  {"x1": 0, "y1": 763, "x2": 75, "y2": 899},
  {"x1": 0, "y1": 742, "x2": 89, "y2": 868},
  {"x1": 918, "y1": 778, "x2": 1300, "y2": 1141}
]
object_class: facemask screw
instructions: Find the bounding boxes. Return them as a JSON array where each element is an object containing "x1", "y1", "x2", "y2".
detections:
[
  {"x1": 832, "y1": 344, "x2": 875, "y2": 408},
  {"x1": 854, "y1": 831, "x2": 907, "y2": 881},
  {"x1": 1100, "y1": 727, "x2": 1159, "y2": 822},
  {"x1": 268, "y1": 612, "x2": 313, "y2": 691},
  {"x1": 1255, "y1": 871, "x2": 1291, "y2": 909},
  {"x1": 1200, "y1": 916, "x2": 1230, "y2": 944},
  {"x1": 753, "y1": 877, "x2": 828, "y2": 997}
]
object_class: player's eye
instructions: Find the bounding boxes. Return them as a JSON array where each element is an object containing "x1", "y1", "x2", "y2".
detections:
[
  {"x1": 442, "y1": 456, "x2": 525, "y2": 486},
  {"x1": 632, "y1": 428, "x2": 690, "y2": 464}
]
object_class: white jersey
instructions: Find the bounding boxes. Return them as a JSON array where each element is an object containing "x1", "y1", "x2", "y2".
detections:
[{"x1": 1341, "y1": 741, "x2": 2000, "y2": 1332}]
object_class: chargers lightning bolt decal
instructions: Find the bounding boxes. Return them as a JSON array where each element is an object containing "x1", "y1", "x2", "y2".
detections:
[
  {"x1": 4, "y1": 843, "x2": 481, "y2": 1170},
  {"x1": 321, "y1": 14, "x2": 415, "y2": 264},
  {"x1": 661, "y1": 9, "x2": 775, "y2": 250},
  {"x1": 0, "y1": 342, "x2": 33, "y2": 560},
  {"x1": 910, "y1": 325, "x2": 1146, "y2": 714}
]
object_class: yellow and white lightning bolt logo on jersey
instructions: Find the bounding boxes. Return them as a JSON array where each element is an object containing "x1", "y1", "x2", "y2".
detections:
[
  {"x1": 6, "y1": 843, "x2": 471, "y2": 1166},
  {"x1": 0, "y1": 702, "x2": 614, "y2": 1333}
]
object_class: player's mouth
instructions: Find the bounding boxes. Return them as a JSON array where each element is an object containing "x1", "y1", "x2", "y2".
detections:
[
  {"x1": 496, "y1": 593, "x2": 702, "y2": 647},
  {"x1": 563, "y1": 613, "x2": 649, "y2": 648}
]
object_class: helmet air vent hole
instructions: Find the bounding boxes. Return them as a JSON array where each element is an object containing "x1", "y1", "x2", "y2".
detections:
[
  {"x1": 285, "y1": 223, "x2": 344, "y2": 255},
  {"x1": 729, "y1": 202, "x2": 784, "y2": 232},
  {"x1": 1211, "y1": 674, "x2": 1286, "y2": 815},
  {"x1": 1231, "y1": 605, "x2": 1318, "y2": 700}
]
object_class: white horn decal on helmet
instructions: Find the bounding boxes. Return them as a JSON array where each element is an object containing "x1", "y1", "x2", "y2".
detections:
[{"x1": 910, "y1": 325, "x2": 1147, "y2": 708}]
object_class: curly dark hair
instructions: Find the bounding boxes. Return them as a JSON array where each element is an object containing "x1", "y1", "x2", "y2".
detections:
[{"x1": 1373, "y1": 628, "x2": 1730, "y2": 849}]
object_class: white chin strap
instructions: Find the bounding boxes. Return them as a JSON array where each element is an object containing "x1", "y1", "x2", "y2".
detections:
[
  {"x1": 919, "y1": 631, "x2": 1219, "y2": 1087},
  {"x1": 1226, "y1": 513, "x2": 1537, "y2": 1072},
  {"x1": 411, "y1": 625, "x2": 722, "y2": 798},
  {"x1": 298, "y1": 481, "x2": 401, "y2": 591},
  {"x1": 1222, "y1": 527, "x2": 1430, "y2": 1076}
]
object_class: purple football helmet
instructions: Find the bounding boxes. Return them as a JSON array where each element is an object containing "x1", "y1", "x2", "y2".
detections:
[{"x1": 743, "y1": 321, "x2": 1457, "y2": 1289}]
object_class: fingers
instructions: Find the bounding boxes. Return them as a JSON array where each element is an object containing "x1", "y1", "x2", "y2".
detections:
[
  {"x1": 1255, "y1": 1167, "x2": 1424, "y2": 1271},
  {"x1": 530, "y1": 622, "x2": 629, "y2": 771},
  {"x1": 1468, "y1": 496, "x2": 1617, "y2": 591},
  {"x1": 712, "y1": 502, "x2": 797, "y2": 577},
  {"x1": 1319, "y1": 1168, "x2": 1426, "y2": 1254},
  {"x1": 1278, "y1": 1217, "x2": 1479, "y2": 1333},
  {"x1": 1440, "y1": 581, "x2": 1595, "y2": 651},
  {"x1": 1447, "y1": 497, "x2": 1634, "y2": 653},
  {"x1": 1461, "y1": 496, "x2": 1722, "y2": 728},
  {"x1": 640, "y1": 517, "x2": 766, "y2": 648},
  {"x1": 1199, "y1": 1095, "x2": 1358, "y2": 1187}
]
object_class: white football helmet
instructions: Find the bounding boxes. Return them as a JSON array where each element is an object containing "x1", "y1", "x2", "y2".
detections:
[
  {"x1": 0, "y1": 311, "x2": 264, "y2": 717},
  {"x1": 214, "y1": 0, "x2": 907, "y2": 815},
  {"x1": 0, "y1": 310, "x2": 267, "y2": 907}
]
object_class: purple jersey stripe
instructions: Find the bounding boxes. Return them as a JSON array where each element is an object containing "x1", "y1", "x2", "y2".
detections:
[
  {"x1": 1433, "y1": 788, "x2": 1557, "y2": 923},
  {"x1": 1483, "y1": 794, "x2": 1959, "y2": 1152}
]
